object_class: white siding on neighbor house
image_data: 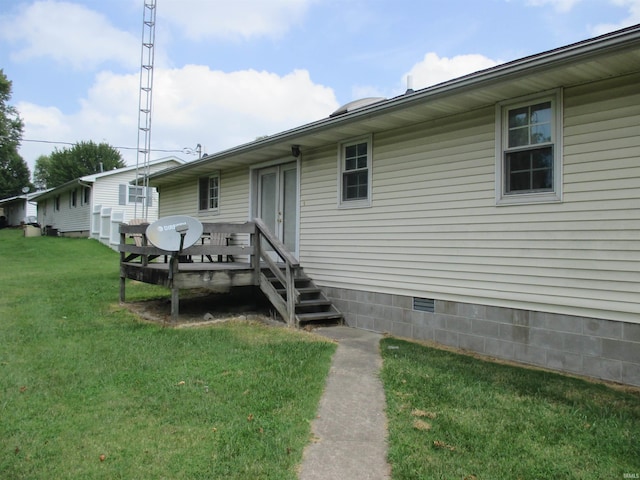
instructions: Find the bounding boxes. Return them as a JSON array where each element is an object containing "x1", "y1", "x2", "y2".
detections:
[
  {"x1": 2, "y1": 199, "x2": 34, "y2": 226},
  {"x1": 298, "y1": 73, "x2": 640, "y2": 323},
  {"x1": 39, "y1": 188, "x2": 92, "y2": 233},
  {"x1": 36, "y1": 160, "x2": 179, "y2": 234},
  {"x1": 93, "y1": 170, "x2": 159, "y2": 224}
]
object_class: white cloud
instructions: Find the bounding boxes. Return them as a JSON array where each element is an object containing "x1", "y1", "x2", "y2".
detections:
[
  {"x1": 159, "y1": 0, "x2": 313, "y2": 41},
  {"x1": 0, "y1": 0, "x2": 139, "y2": 70},
  {"x1": 404, "y1": 53, "x2": 502, "y2": 91},
  {"x1": 525, "y1": 0, "x2": 583, "y2": 13},
  {"x1": 589, "y1": 0, "x2": 640, "y2": 36},
  {"x1": 18, "y1": 65, "x2": 338, "y2": 168}
]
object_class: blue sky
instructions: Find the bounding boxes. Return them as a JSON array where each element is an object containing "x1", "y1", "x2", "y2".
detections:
[{"x1": 1, "y1": 0, "x2": 638, "y2": 171}]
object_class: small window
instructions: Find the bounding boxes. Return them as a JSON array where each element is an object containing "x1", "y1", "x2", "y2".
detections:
[
  {"x1": 54, "y1": 195, "x2": 60, "y2": 211},
  {"x1": 118, "y1": 184, "x2": 152, "y2": 206},
  {"x1": 70, "y1": 189, "x2": 77, "y2": 208},
  {"x1": 339, "y1": 136, "x2": 372, "y2": 207},
  {"x1": 128, "y1": 186, "x2": 144, "y2": 204},
  {"x1": 496, "y1": 90, "x2": 562, "y2": 205},
  {"x1": 82, "y1": 186, "x2": 90, "y2": 205},
  {"x1": 199, "y1": 174, "x2": 220, "y2": 211}
]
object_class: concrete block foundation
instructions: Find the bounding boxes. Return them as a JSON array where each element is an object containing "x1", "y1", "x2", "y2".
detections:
[{"x1": 323, "y1": 286, "x2": 640, "y2": 387}]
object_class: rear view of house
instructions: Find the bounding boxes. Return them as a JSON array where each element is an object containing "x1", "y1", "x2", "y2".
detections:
[{"x1": 146, "y1": 26, "x2": 640, "y2": 386}]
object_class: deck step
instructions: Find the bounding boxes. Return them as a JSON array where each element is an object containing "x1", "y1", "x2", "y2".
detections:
[
  {"x1": 260, "y1": 266, "x2": 343, "y2": 327},
  {"x1": 298, "y1": 299, "x2": 332, "y2": 307},
  {"x1": 296, "y1": 311, "x2": 344, "y2": 323},
  {"x1": 276, "y1": 287, "x2": 322, "y2": 297}
]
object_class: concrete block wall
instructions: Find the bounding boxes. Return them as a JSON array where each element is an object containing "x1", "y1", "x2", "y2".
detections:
[{"x1": 323, "y1": 286, "x2": 640, "y2": 387}]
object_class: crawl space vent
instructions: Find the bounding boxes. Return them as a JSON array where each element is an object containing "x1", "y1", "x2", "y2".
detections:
[{"x1": 413, "y1": 297, "x2": 435, "y2": 313}]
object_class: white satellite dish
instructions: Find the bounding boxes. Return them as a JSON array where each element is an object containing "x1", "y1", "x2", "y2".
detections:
[{"x1": 146, "y1": 215, "x2": 203, "y2": 252}]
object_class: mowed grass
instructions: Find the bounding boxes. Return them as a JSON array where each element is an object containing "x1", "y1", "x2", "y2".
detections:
[
  {"x1": 381, "y1": 338, "x2": 640, "y2": 480},
  {"x1": 0, "y1": 229, "x2": 336, "y2": 479}
]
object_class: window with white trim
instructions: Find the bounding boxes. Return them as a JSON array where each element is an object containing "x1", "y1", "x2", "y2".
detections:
[
  {"x1": 198, "y1": 173, "x2": 220, "y2": 212},
  {"x1": 496, "y1": 90, "x2": 562, "y2": 204},
  {"x1": 128, "y1": 185, "x2": 144, "y2": 204},
  {"x1": 118, "y1": 184, "x2": 153, "y2": 206},
  {"x1": 339, "y1": 136, "x2": 372, "y2": 207}
]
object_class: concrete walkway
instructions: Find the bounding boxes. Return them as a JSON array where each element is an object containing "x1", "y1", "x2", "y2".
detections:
[{"x1": 299, "y1": 326, "x2": 391, "y2": 480}]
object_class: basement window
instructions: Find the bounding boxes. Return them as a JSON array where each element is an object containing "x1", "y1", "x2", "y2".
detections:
[{"x1": 413, "y1": 297, "x2": 435, "y2": 313}]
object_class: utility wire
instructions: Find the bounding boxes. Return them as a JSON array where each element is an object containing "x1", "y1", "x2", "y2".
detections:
[{"x1": 22, "y1": 138, "x2": 189, "y2": 154}]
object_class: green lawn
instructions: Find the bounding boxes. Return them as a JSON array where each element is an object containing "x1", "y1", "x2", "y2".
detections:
[
  {"x1": 381, "y1": 338, "x2": 640, "y2": 480},
  {"x1": 3, "y1": 228, "x2": 640, "y2": 480},
  {"x1": 0, "y1": 229, "x2": 336, "y2": 479}
]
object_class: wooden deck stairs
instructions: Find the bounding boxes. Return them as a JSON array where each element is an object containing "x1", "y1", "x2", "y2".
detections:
[{"x1": 260, "y1": 267, "x2": 343, "y2": 326}]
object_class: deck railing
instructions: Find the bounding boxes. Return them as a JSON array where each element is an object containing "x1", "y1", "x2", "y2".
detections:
[
  {"x1": 119, "y1": 221, "x2": 256, "y2": 265},
  {"x1": 253, "y1": 218, "x2": 300, "y2": 326}
]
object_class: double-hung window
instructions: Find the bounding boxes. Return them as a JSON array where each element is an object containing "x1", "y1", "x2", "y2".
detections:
[
  {"x1": 496, "y1": 90, "x2": 562, "y2": 204},
  {"x1": 199, "y1": 173, "x2": 220, "y2": 212},
  {"x1": 118, "y1": 184, "x2": 153, "y2": 206},
  {"x1": 339, "y1": 136, "x2": 372, "y2": 207},
  {"x1": 128, "y1": 186, "x2": 144, "y2": 204}
]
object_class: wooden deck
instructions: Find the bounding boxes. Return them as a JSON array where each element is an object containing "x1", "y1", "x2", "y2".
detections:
[
  {"x1": 121, "y1": 260, "x2": 256, "y2": 291},
  {"x1": 119, "y1": 220, "x2": 343, "y2": 326}
]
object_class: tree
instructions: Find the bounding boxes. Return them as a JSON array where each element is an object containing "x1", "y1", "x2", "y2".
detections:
[
  {"x1": 34, "y1": 140, "x2": 126, "y2": 188},
  {"x1": 32, "y1": 154, "x2": 52, "y2": 190},
  {"x1": 0, "y1": 69, "x2": 31, "y2": 198}
]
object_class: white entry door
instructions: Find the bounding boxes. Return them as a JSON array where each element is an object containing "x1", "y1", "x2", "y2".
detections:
[{"x1": 257, "y1": 162, "x2": 298, "y2": 258}]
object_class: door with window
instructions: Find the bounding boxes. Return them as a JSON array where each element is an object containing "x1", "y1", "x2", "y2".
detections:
[{"x1": 256, "y1": 162, "x2": 298, "y2": 258}]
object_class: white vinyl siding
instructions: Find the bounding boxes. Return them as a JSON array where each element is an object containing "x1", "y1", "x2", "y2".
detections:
[
  {"x1": 298, "y1": 73, "x2": 640, "y2": 323},
  {"x1": 159, "y1": 167, "x2": 249, "y2": 223},
  {"x1": 42, "y1": 189, "x2": 91, "y2": 233}
]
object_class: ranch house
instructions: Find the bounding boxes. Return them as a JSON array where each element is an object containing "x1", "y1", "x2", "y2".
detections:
[{"x1": 143, "y1": 26, "x2": 640, "y2": 386}]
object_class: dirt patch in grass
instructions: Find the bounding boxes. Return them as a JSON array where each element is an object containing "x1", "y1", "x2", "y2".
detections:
[{"x1": 123, "y1": 287, "x2": 285, "y2": 328}]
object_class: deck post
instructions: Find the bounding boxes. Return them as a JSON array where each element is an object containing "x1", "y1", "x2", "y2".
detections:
[
  {"x1": 171, "y1": 287, "x2": 179, "y2": 324},
  {"x1": 253, "y1": 228, "x2": 262, "y2": 281},
  {"x1": 286, "y1": 262, "x2": 295, "y2": 327},
  {"x1": 119, "y1": 275, "x2": 126, "y2": 303},
  {"x1": 169, "y1": 253, "x2": 180, "y2": 324},
  {"x1": 119, "y1": 226, "x2": 126, "y2": 303}
]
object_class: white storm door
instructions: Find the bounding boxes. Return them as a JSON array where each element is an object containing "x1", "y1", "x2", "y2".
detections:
[{"x1": 257, "y1": 162, "x2": 298, "y2": 258}]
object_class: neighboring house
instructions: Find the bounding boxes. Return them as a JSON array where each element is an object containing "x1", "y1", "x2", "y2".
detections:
[
  {"x1": 146, "y1": 26, "x2": 640, "y2": 386},
  {"x1": 31, "y1": 156, "x2": 183, "y2": 238},
  {"x1": 0, "y1": 193, "x2": 39, "y2": 226}
]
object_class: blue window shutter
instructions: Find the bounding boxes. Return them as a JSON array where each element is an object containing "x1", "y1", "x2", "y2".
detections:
[
  {"x1": 118, "y1": 184, "x2": 127, "y2": 205},
  {"x1": 146, "y1": 187, "x2": 153, "y2": 207}
]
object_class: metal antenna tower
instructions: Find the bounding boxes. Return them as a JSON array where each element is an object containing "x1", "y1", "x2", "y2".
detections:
[{"x1": 134, "y1": 0, "x2": 157, "y2": 220}]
